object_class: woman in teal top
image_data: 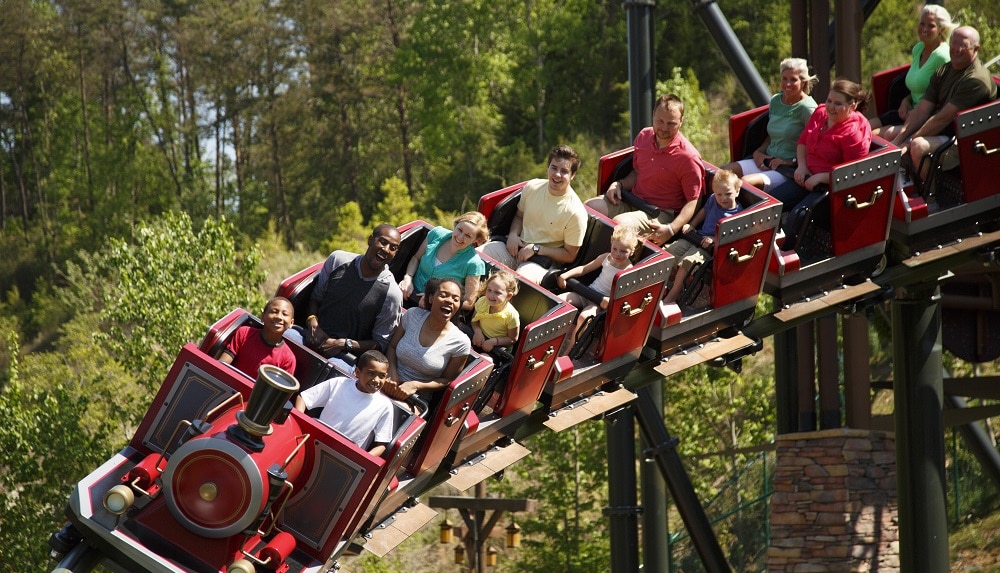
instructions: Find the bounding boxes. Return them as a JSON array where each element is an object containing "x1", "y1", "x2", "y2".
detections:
[
  {"x1": 723, "y1": 57, "x2": 818, "y2": 192},
  {"x1": 872, "y1": 4, "x2": 954, "y2": 134},
  {"x1": 399, "y1": 212, "x2": 489, "y2": 311}
]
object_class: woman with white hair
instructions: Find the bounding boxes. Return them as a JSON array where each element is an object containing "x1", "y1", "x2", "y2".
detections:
[
  {"x1": 872, "y1": 4, "x2": 956, "y2": 134},
  {"x1": 722, "y1": 57, "x2": 818, "y2": 192}
]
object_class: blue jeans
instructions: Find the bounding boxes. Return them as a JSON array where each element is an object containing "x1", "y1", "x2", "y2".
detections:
[{"x1": 769, "y1": 180, "x2": 811, "y2": 213}]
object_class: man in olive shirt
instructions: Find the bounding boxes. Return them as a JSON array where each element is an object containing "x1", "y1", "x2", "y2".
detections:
[{"x1": 892, "y1": 26, "x2": 997, "y2": 178}]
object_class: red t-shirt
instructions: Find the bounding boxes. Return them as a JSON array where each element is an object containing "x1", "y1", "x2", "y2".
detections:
[
  {"x1": 223, "y1": 325, "x2": 297, "y2": 378},
  {"x1": 632, "y1": 128, "x2": 704, "y2": 211},
  {"x1": 798, "y1": 106, "x2": 871, "y2": 174}
]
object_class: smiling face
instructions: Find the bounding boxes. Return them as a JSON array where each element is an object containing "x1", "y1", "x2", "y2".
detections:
[
  {"x1": 547, "y1": 158, "x2": 577, "y2": 195},
  {"x1": 825, "y1": 89, "x2": 857, "y2": 124},
  {"x1": 607, "y1": 239, "x2": 633, "y2": 269},
  {"x1": 430, "y1": 280, "x2": 463, "y2": 321},
  {"x1": 483, "y1": 276, "x2": 512, "y2": 310},
  {"x1": 652, "y1": 103, "x2": 683, "y2": 146},
  {"x1": 363, "y1": 226, "x2": 401, "y2": 273},
  {"x1": 452, "y1": 221, "x2": 477, "y2": 251},
  {"x1": 917, "y1": 12, "x2": 941, "y2": 45},
  {"x1": 949, "y1": 28, "x2": 979, "y2": 70},
  {"x1": 261, "y1": 299, "x2": 294, "y2": 340},
  {"x1": 354, "y1": 359, "x2": 389, "y2": 394},
  {"x1": 780, "y1": 68, "x2": 805, "y2": 102}
]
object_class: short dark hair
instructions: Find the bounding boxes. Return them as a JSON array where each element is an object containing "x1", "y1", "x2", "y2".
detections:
[
  {"x1": 548, "y1": 145, "x2": 581, "y2": 175},
  {"x1": 370, "y1": 223, "x2": 399, "y2": 240},
  {"x1": 424, "y1": 276, "x2": 462, "y2": 298},
  {"x1": 264, "y1": 296, "x2": 293, "y2": 315},
  {"x1": 357, "y1": 349, "x2": 389, "y2": 369},
  {"x1": 653, "y1": 94, "x2": 684, "y2": 117}
]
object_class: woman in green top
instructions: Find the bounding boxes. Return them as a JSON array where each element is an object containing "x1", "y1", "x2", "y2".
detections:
[
  {"x1": 872, "y1": 4, "x2": 954, "y2": 136},
  {"x1": 723, "y1": 58, "x2": 818, "y2": 193},
  {"x1": 399, "y1": 212, "x2": 490, "y2": 311}
]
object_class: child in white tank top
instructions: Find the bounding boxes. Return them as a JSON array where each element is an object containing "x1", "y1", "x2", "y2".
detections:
[{"x1": 555, "y1": 225, "x2": 640, "y2": 355}]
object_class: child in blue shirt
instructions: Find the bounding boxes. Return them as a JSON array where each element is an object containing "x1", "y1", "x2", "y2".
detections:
[{"x1": 664, "y1": 169, "x2": 743, "y2": 303}]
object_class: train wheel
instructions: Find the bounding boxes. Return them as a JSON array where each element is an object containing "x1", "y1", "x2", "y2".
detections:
[{"x1": 870, "y1": 254, "x2": 888, "y2": 277}]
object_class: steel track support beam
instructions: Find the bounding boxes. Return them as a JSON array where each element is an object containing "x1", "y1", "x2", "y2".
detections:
[
  {"x1": 635, "y1": 387, "x2": 731, "y2": 572},
  {"x1": 605, "y1": 405, "x2": 641, "y2": 573},
  {"x1": 893, "y1": 280, "x2": 949, "y2": 572}
]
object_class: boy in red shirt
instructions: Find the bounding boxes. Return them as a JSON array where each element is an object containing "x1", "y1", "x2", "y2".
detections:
[{"x1": 219, "y1": 297, "x2": 297, "y2": 378}]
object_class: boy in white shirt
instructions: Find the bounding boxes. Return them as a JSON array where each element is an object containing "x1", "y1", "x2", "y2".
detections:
[{"x1": 294, "y1": 350, "x2": 395, "y2": 457}]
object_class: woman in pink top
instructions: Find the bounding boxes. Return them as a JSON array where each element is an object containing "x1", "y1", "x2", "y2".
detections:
[{"x1": 770, "y1": 78, "x2": 872, "y2": 213}]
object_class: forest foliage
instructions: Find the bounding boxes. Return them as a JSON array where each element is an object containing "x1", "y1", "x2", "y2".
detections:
[{"x1": 2, "y1": 0, "x2": 999, "y2": 570}]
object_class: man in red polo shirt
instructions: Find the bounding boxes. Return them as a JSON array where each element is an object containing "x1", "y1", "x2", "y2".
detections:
[{"x1": 587, "y1": 94, "x2": 705, "y2": 245}]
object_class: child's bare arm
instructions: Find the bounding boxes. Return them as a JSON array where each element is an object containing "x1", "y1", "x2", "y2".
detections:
[
  {"x1": 471, "y1": 322, "x2": 486, "y2": 347},
  {"x1": 579, "y1": 254, "x2": 607, "y2": 275},
  {"x1": 683, "y1": 209, "x2": 707, "y2": 234},
  {"x1": 506, "y1": 326, "x2": 520, "y2": 343},
  {"x1": 558, "y1": 264, "x2": 585, "y2": 288}
]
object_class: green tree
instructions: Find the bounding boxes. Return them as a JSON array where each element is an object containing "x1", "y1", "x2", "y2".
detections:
[
  {"x1": 372, "y1": 176, "x2": 420, "y2": 227},
  {"x1": 0, "y1": 319, "x2": 131, "y2": 570},
  {"x1": 91, "y1": 213, "x2": 265, "y2": 390},
  {"x1": 321, "y1": 201, "x2": 369, "y2": 254},
  {"x1": 495, "y1": 423, "x2": 612, "y2": 572}
]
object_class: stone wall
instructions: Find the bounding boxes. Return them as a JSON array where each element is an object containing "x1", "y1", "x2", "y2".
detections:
[{"x1": 768, "y1": 428, "x2": 899, "y2": 573}]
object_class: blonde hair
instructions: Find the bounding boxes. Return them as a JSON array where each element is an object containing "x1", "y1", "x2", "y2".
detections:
[
  {"x1": 779, "y1": 57, "x2": 819, "y2": 95},
  {"x1": 611, "y1": 224, "x2": 641, "y2": 255},
  {"x1": 481, "y1": 270, "x2": 519, "y2": 298},
  {"x1": 921, "y1": 4, "x2": 957, "y2": 42},
  {"x1": 454, "y1": 211, "x2": 490, "y2": 246},
  {"x1": 713, "y1": 169, "x2": 741, "y2": 194}
]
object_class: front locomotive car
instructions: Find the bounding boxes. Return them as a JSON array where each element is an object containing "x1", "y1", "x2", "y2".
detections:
[{"x1": 52, "y1": 341, "x2": 423, "y2": 573}]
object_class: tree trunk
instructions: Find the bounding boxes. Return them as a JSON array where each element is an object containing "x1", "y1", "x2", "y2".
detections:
[{"x1": 77, "y1": 24, "x2": 94, "y2": 211}]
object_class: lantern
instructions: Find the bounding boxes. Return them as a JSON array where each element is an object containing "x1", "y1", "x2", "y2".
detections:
[
  {"x1": 439, "y1": 519, "x2": 454, "y2": 544},
  {"x1": 505, "y1": 521, "x2": 521, "y2": 548}
]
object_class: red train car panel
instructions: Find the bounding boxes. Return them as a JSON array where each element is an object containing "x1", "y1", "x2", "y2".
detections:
[
  {"x1": 597, "y1": 149, "x2": 780, "y2": 355},
  {"x1": 544, "y1": 212, "x2": 671, "y2": 410},
  {"x1": 64, "y1": 344, "x2": 428, "y2": 572},
  {"x1": 890, "y1": 99, "x2": 1000, "y2": 255},
  {"x1": 871, "y1": 65, "x2": 1000, "y2": 259},
  {"x1": 478, "y1": 183, "x2": 669, "y2": 412}
]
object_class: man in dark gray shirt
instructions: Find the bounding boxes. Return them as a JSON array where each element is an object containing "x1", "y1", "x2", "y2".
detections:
[{"x1": 291, "y1": 225, "x2": 403, "y2": 369}]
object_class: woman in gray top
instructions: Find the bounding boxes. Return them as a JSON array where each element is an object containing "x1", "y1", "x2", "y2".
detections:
[{"x1": 388, "y1": 278, "x2": 471, "y2": 400}]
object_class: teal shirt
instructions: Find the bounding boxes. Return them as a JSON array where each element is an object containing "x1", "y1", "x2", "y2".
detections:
[
  {"x1": 765, "y1": 93, "x2": 817, "y2": 160},
  {"x1": 906, "y1": 41, "x2": 951, "y2": 106},
  {"x1": 413, "y1": 226, "x2": 486, "y2": 293}
]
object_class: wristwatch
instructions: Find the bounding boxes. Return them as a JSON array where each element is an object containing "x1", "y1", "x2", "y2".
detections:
[
  {"x1": 345, "y1": 339, "x2": 354, "y2": 351},
  {"x1": 532, "y1": 244, "x2": 541, "y2": 255}
]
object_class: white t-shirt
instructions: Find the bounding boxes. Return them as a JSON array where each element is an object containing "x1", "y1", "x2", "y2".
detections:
[{"x1": 299, "y1": 376, "x2": 395, "y2": 450}]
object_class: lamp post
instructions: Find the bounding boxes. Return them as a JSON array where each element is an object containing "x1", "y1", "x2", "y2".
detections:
[{"x1": 429, "y1": 483, "x2": 536, "y2": 572}]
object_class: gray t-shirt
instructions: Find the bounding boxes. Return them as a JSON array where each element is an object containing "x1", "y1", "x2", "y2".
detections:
[{"x1": 394, "y1": 308, "x2": 471, "y2": 384}]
